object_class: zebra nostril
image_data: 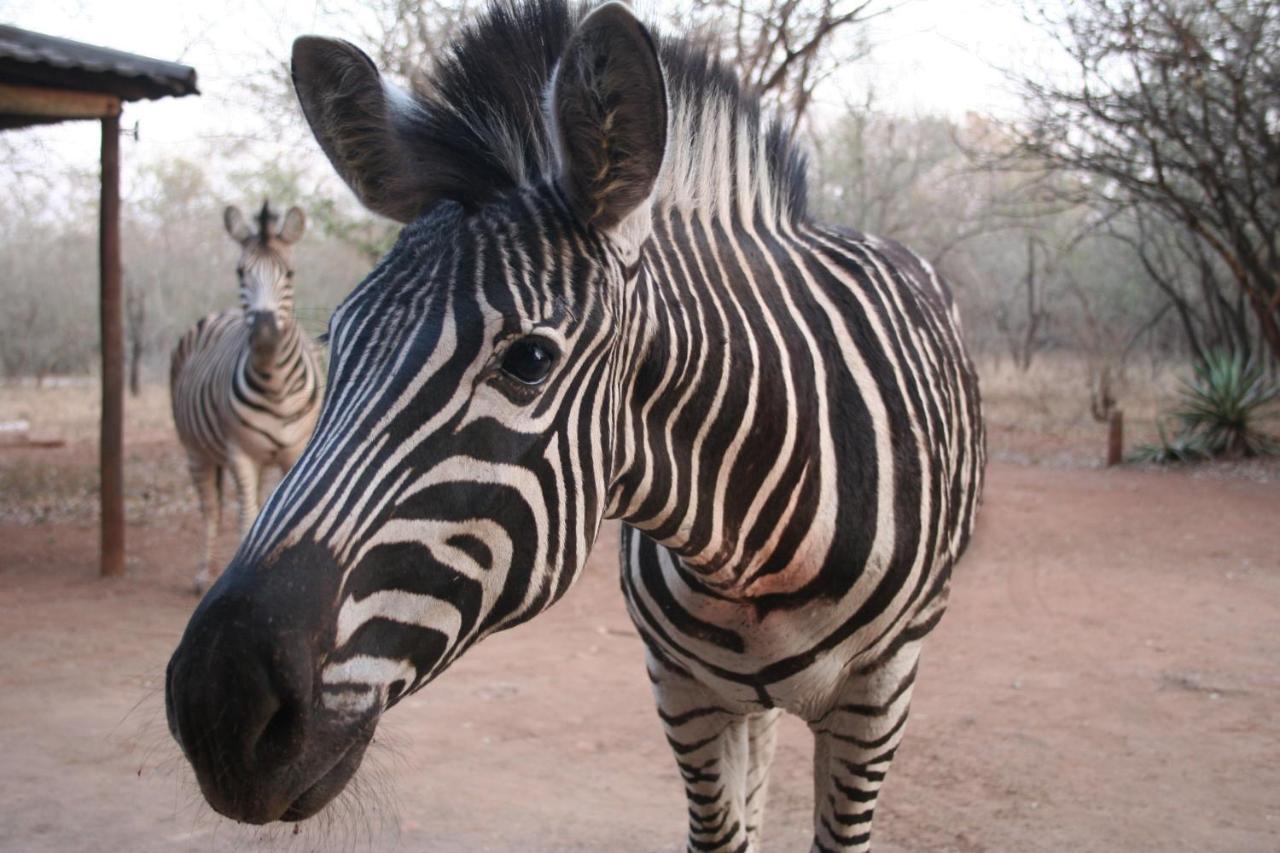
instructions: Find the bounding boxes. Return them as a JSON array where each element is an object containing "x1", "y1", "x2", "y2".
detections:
[
  {"x1": 253, "y1": 693, "x2": 308, "y2": 763},
  {"x1": 249, "y1": 643, "x2": 316, "y2": 764}
]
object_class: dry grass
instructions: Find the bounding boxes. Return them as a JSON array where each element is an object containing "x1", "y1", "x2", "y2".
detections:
[
  {"x1": 0, "y1": 381, "x2": 194, "y2": 524},
  {"x1": 1, "y1": 355, "x2": 1275, "y2": 525},
  {"x1": 0, "y1": 378, "x2": 174, "y2": 444},
  {"x1": 978, "y1": 355, "x2": 1280, "y2": 480},
  {"x1": 976, "y1": 354, "x2": 1177, "y2": 466}
]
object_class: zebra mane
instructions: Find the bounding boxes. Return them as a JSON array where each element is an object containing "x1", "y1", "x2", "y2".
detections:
[
  {"x1": 255, "y1": 200, "x2": 279, "y2": 244},
  {"x1": 398, "y1": 0, "x2": 809, "y2": 226}
]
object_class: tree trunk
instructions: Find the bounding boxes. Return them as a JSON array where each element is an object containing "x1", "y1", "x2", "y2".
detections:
[
  {"x1": 126, "y1": 285, "x2": 145, "y2": 397},
  {"x1": 128, "y1": 337, "x2": 142, "y2": 397},
  {"x1": 1018, "y1": 236, "x2": 1043, "y2": 371}
]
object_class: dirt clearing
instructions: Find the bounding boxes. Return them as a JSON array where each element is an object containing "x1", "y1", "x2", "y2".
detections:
[{"x1": 1, "y1": 456, "x2": 1278, "y2": 852}]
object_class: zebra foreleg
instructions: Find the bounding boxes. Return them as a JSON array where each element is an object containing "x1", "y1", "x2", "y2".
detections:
[
  {"x1": 648, "y1": 650, "x2": 762, "y2": 853},
  {"x1": 808, "y1": 641, "x2": 922, "y2": 853},
  {"x1": 189, "y1": 460, "x2": 222, "y2": 594},
  {"x1": 265, "y1": 444, "x2": 305, "y2": 506},
  {"x1": 226, "y1": 450, "x2": 262, "y2": 539}
]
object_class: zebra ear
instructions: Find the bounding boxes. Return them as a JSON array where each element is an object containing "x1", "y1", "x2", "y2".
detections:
[
  {"x1": 291, "y1": 37, "x2": 435, "y2": 223},
  {"x1": 278, "y1": 206, "x2": 307, "y2": 244},
  {"x1": 552, "y1": 2, "x2": 667, "y2": 233},
  {"x1": 224, "y1": 206, "x2": 253, "y2": 243}
]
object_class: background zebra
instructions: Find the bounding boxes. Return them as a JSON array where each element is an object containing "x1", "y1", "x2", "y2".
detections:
[
  {"x1": 165, "y1": 1, "x2": 984, "y2": 849},
  {"x1": 168, "y1": 201, "x2": 324, "y2": 593}
]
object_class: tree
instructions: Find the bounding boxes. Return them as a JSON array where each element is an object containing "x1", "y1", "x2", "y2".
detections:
[
  {"x1": 683, "y1": 0, "x2": 894, "y2": 126},
  {"x1": 126, "y1": 283, "x2": 146, "y2": 396},
  {"x1": 1104, "y1": 205, "x2": 1256, "y2": 365},
  {"x1": 1016, "y1": 0, "x2": 1280, "y2": 365},
  {"x1": 323, "y1": 0, "x2": 477, "y2": 91},
  {"x1": 811, "y1": 103, "x2": 1191, "y2": 383},
  {"x1": 0, "y1": 170, "x2": 98, "y2": 381},
  {"x1": 999, "y1": 236, "x2": 1052, "y2": 370}
]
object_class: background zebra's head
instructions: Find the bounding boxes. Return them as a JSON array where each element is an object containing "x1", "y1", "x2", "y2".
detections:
[
  {"x1": 166, "y1": 1, "x2": 668, "y2": 825},
  {"x1": 224, "y1": 200, "x2": 306, "y2": 360}
]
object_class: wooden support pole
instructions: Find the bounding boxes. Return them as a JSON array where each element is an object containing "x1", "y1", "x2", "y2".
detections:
[{"x1": 100, "y1": 112, "x2": 125, "y2": 577}]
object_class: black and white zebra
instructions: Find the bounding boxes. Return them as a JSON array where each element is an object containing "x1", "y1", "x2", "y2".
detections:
[
  {"x1": 165, "y1": 2, "x2": 985, "y2": 849},
  {"x1": 169, "y1": 202, "x2": 323, "y2": 593}
]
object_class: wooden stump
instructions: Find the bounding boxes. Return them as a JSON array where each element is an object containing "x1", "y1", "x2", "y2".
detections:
[{"x1": 1106, "y1": 410, "x2": 1124, "y2": 467}]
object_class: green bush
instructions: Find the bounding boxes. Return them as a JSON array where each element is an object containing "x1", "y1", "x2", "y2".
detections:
[
  {"x1": 1131, "y1": 351, "x2": 1280, "y2": 462},
  {"x1": 1129, "y1": 419, "x2": 1211, "y2": 464}
]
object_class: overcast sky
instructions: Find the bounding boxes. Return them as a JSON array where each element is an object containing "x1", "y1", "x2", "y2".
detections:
[{"x1": 0, "y1": 0, "x2": 1058, "y2": 197}]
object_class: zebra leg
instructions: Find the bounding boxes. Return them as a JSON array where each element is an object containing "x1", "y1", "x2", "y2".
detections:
[
  {"x1": 189, "y1": 460, "x2": 221, "y2": 594},
  {"x1": 809, "y1": 640, "x2": 922, "y2": 853},
  {"x1": 743, "y1": 708, "x2": 782, "y2": 848},
  {"x1": 648, "y1": 649, "x2": 760, "y2": 853},
  {"x1": 226, "y1": 450, "x2": 261, "y2": 538}
]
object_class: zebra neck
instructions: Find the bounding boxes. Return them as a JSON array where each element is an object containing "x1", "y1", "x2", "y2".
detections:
[
  {"x1": 611, "y1": 208, "x2": 824, "y2": 594},
  {"x1": 245, "y1": 319, "x2": 304, "y2": 393}
]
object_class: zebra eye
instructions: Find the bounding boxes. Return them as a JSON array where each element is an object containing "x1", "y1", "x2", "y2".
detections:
[{"x1": 500, "y1": 337, "x2": 557, "y2": 386}]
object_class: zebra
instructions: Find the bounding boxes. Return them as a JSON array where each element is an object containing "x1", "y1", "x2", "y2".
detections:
[
  {"x1": 169, "y1": 201, "x2": 324, "y2": 593},
  {"x1": 165, "y1": 1, "x2": 985, "y2": 849}
]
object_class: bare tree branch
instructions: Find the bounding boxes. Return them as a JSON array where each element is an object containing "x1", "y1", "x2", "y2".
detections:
[{"x1": 1012, "y1": 0, "x2": 1280, "y2": 364}]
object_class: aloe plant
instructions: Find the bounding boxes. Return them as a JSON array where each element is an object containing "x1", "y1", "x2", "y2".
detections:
[
  {"x1": 1129, "y1": 418, "x2": 1210, "y2": 464},
  {"x1": 1174, "y1": 351, "x2": 1280, "y2": 456},
  {"x1": 1132, "y1": 351, "x2": 1280, "y2": 462}
]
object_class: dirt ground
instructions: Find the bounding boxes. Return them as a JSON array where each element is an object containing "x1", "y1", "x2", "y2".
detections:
[{"x1": 1, "y1": 380, "x2": 1279, "y2": 852}]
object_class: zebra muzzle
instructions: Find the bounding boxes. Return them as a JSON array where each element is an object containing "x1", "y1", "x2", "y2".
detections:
[
  {"x1": 165, "y1": 543, "x2": 375, "y2": 824},
  {"x1": 248, "y1": 310, "x2": 280, "y2": 357}
]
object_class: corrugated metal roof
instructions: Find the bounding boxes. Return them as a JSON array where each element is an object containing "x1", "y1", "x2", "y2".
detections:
[{"x1": 0, "y1": 25, "x2": 198, "y2": 101}]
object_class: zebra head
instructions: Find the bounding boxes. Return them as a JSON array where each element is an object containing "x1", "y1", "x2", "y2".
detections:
[
  {"x1": 167, "y1": 2, "x2": 667, "y2": 825},
  {"x1": 224, "y1": 200, "x2": 306, "y2": 363}
]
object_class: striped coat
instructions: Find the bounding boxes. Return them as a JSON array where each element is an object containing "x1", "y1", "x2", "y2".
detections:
[{"x1": 163, "y1": 2, "x2": 985, "y2": 849}]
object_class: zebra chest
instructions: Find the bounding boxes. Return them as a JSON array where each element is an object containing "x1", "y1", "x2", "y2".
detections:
[
  {"x1": 224, "y1": 391, "x2": 319, "y2": 460},
  {"x1": 620, "y1": 535, "x2": 859, "y2": 717}
]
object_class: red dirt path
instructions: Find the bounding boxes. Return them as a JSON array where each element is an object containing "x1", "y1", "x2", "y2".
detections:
[{"x1": 0, "y1": 461, "x2": 1277, "y2": 852}]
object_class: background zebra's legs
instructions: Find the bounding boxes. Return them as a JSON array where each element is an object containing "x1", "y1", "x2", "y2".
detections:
[
  {"x1": 188, "y1": 459, "x2": 222, "y2": 593},
  {"x1": 648, "y1": 650, "x2": 764, "y2": 853},
  {"x1": 226, "y1": 450, "x2": 261, "y2": 538},
  {"x1": 265, "y1": 446, "x2": 304, "y2": 506},
  {"x1": 808, "y1": 640, "x2": 923, "y2": 853},
  {"x1": 256, "y1": 471, "x2": 269, "y2": 509}
]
